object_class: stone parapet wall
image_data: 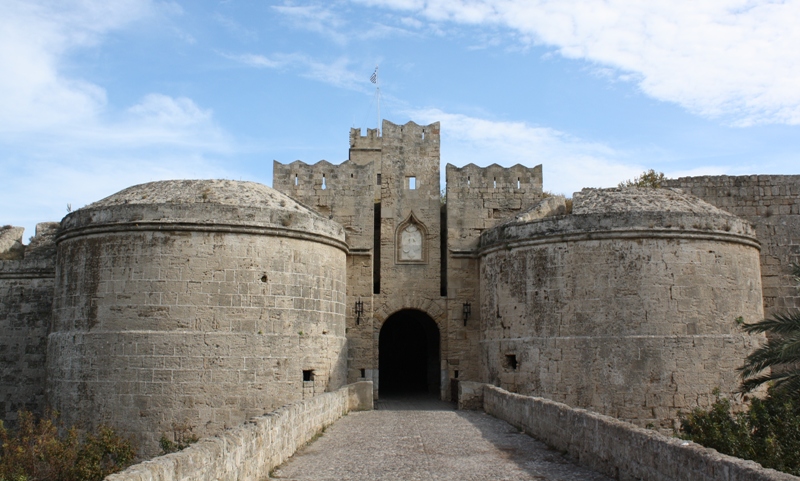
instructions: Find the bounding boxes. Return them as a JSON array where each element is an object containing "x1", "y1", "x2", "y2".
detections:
[
  {"x1": 0, "y1": 222, "x2": 59, "y2": 426},
  {"x1": 0, "y1": 258, "x2": 53, "y2": 425},
  {"x1": 664, "y1": 175, "x2": 800, "y2": 316},
  {"x1": 481, "y1": 385, "x2": 798, "y2": 481},
  {"x1": 105, "y1": 382, "x2": 373, "y2": 481}
]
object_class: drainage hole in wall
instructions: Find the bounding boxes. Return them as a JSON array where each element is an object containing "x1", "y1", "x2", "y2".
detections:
[{"x1": 260, "y1": 274, "x2": 268, "y2": 283}]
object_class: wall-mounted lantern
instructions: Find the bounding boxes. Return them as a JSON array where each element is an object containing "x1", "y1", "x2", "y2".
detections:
[
  {"x1": 463, "y1": 302, "x2": 471, "y2": 326},
  {"x1": 355, "y1": 299, "x2": 364, "y2": 325}
]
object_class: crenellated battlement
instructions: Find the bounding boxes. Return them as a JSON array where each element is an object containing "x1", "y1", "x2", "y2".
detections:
[
  {"x1": 349, "y1": 127, "x2": 381, "y2": 150},
  {"x1": 446, "y1": 163, "x2": 543, "y2": 192}
]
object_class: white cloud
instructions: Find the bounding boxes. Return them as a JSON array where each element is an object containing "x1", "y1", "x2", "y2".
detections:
[
  {"x1": 356, "y1": 0, "x2": 800, "y2": 126},
  {"x1": 0, "y1": 1, "x2": 239, "y2": 241},
  {"x1": 222, "y1": 52, "x2": 365, "y2": 91},
  {"x1": 408, "y1": 108, "x2": 645, "y2": 195}
]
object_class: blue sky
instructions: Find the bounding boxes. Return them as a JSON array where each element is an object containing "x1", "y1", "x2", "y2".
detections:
[{"x1": 2, "y1": 1, "x2": 800, "y2": 240}]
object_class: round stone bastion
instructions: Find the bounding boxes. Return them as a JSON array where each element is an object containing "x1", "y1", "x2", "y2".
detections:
[
  {"x1": 48, "y1": 180, "x2": 348, "y2": 456},
  {"x1": 478, "y1": 187, "x2": 765, "y2": 430}
]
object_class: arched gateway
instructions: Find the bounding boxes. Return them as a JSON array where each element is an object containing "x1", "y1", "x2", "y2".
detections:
[{"x1": 379, "y1": 309, "x2": 440, "y2": 396}]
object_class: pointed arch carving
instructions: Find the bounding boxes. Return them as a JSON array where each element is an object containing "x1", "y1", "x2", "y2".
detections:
[{"x1": 395, "y1": 212, "x2": 428, "y2": 264}]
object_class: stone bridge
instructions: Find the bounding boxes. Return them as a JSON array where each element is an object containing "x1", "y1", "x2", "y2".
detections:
[{"x1": 107, "y1": 382, "x2": 797, "y2": 481}]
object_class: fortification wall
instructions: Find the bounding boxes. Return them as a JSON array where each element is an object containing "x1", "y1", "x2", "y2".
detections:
[
  {"x1": 444, "y1": 163, "x2": 544, "y2": 383},
  {"x1": 663, "y1": 175, "x2": 800, "y2": 317},
  {"x1": 478, "y1": 385, "x2": 797, "y2": 481},
  {"x1": 479, "y1": 189, "x2": 765, "y2": 428},
  {"x1": 47, "y1": 180, "x2": 348, "y2": 457},
  {"x1": 273, "y1": 159, "x2": 377, "y2": 384},
  {"x1": 0, "y1": 223, "x2": 58, "y2": 426},
  {"x1": 106, "y1": 382, "x2": 373, "y2": 481}
]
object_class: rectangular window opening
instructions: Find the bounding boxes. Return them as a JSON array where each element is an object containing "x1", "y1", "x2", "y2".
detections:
[
  {"x1": 467, "y1": 175, "x2": 470, "y2": 187},
  {"x1": 360, "y1": 368, "x2": 366, "y2": 378},
  {"x1": 321, "y1": 174, "x2": 327, "y2": 190},
  {"x1": 303, "y1": 370, "x2": 315, "y2": 381},
  {"x1": 504, "y1": 355, "x2": 518, "y2": 371},
  {"x1": 493, "y1": 177, "x2": 497, "y2": 189},
  {"x1": 517, "y1": 177, "x2": 520, "y2": 189},
  {"x1": 294, "y1": 174, "x2": 298, "y2": 186},
  {"x1": 454, "y1": 370, "x2": 459, "y2": 379},
  {"x1": 377, "y1": 173, "x2": 381, "y2": 185},
  {"x1": 408, "y1": 176, "x2": 416, "y2": 190}
]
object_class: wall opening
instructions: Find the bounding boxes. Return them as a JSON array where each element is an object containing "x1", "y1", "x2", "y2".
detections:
[
  {"x1": 440, "y1": 204, "x2": 447, "y2": 297},
  {"x1": 373, "y1": 202, "x2": 381, "y2": 294},
  {"x1": 407, "y1": 176, "x2": 416, "y2": 190},
  {"x1": 303, "y1": 369, "x2": 315, "y2": 381},
  {"x1": 379, "y1": 309, "x2": 440, "y2": 396},
  {"x1": 321, "y1": 174, "x2": 327, "y2": 190},
  {"x1": 503, "y1": 354, "x2": 518, "y2": 371}
]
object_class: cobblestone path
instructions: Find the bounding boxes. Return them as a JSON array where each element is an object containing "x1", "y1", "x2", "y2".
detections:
[{"x1": 270, "y1": 396, "x2": 612, "y2": 481}]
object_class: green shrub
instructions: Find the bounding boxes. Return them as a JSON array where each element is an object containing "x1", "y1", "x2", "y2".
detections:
[
  {"x1": 0, "y1": 411, "x2": 135, "y2": 481},
  {"x1": 158, "y1": 422, "x2": 199, "y2": 455},
  {"x1": 680, "y1": 389, "x2": 800, "y2": 475}
]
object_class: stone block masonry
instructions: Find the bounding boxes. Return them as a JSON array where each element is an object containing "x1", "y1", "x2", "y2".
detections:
[
  {"x1": 480, "y1": 384, "x2": 798, "y2": 481},
  {"x1": 664, "y1": 175, "x2": 800, "y2": 317},
  {"x1": 105, "y1": 382, "x2": 373, "y2": 481},
  {"x1": 0, "y1": 222, "x2": 59, "y2": 426}
]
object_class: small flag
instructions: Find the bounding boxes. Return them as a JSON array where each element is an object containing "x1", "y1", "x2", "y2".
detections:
[{"x1": 370, "y1": 67, "x2": 378, "y2": 84}]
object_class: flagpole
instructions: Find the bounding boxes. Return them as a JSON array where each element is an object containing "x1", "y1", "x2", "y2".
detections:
[{"x1": 371, "y1": 66, "x2": 380, "y2": 135}]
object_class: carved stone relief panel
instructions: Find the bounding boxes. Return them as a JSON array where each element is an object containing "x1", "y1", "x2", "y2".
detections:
[{"x1": 396, "y1": 213, "x2": 427, "y2": 264}]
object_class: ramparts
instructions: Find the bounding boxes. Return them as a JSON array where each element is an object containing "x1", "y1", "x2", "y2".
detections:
[
  {"x1": 663, "y1": 175, "x2": 800, "y2": 316},
  {"x1": 106, "y1": 381, "x2": 373, "y2": 481},
  {"x1": 0, "y1": 222, "x2": 59, "y2": 425}
]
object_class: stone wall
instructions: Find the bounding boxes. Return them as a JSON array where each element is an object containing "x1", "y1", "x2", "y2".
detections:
[
  {"x1": 273, "y1": 158, "x2": 377, "y2": 384},
  {"x1": 664, "y1": 175, "x2": 800, "y2": 317},
  {"x1": 444, "y1": 163, "x2": 544, "y2": 384},
  {"x1": 0, "y1": 223, "x2": 58, "y2": 426},
  {"x1": 479, "y1": 188, "x2": 765, "y2": 428},
  {"x1": 480, "y1": 385, "x2": 798, "y2": 481},
  {"x1": 47, "y1": 180, "x2": 348, "y2": 457},
  {"x1": 106, "y1": 382, "x2": 373, "y2": 481}
]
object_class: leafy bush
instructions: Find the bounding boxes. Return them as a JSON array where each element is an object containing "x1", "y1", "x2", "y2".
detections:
[
  {"x1": 680, "y1": 389, "x2": 800, "y2": 475},
  {"x1": 618, "y1": 169, "x2": 667, "y2": 188},
  {"x1": 0, "y1": 411, "x2": 135, "y2": 481}
]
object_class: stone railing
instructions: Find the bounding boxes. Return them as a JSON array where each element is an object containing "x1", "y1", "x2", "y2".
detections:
[
  {"x1": 106, "y1": 382, "x2": 373, "y2": 481},
  {"x1": 458, "y1": 382, "x2": 798, "y2": 481}
]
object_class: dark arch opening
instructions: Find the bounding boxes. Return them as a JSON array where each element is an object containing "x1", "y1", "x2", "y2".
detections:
[{"x1": 379, "y1": 309, "x2": 440, "y2": 396}]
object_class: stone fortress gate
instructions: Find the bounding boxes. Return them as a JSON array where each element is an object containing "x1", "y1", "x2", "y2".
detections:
[{"x1": 1, "y1": 118, "x2": 797, "y2": 456}]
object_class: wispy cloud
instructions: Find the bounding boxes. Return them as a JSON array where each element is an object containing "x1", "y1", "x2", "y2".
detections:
[
  {"x1": 356, "y1": 0, "x2": 800, "y2": 126},
  {"x1": 0, "y1": 1, "x2": 239, "y2": 239},
  {"x1": 273, "y1": 3, "x2": 413, "y2": 44},
  {"x1": 221, "y1": 52, "x2": 365, "y2": 91},
  {"x1": 408, "y1": 108, "x2": 691, "y2": 196}
]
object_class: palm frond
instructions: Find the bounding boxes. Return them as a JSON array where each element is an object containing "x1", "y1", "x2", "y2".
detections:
[
  {"x1": 791, "y1": 262, "x2": 800, "y2": 283},
  {"x1": 738, "y1": 336, "x2": 800, "y2": 378},
  {"x1": 741, "y1": 311, "x2": 800, "y2": 335}
]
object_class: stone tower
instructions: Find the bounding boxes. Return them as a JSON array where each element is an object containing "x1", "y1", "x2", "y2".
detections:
[{"x1": 274, "y1": 120, "x2": 544, "y2": 398}]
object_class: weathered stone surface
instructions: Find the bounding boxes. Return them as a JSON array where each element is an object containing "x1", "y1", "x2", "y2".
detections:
[
  {"x1": 48, "y1": 180, "x2": 348, "y2": 457},
  {"x1": 0, "y1": 223, "x2": 58, "y2": 425},
  {"x1": 479, "y1": 188, "x2": 765, "y2": 429},
  {"x1": 482, "y1": 385, "x2": 798, "y2": 481},
  {"x1": 106, "y1": 382, "x2": 373, "y2": 481},
  {"x1": 271, "y1": 395, "x2": 613, "y2": 481},
  {"x1": 664, "y1": 175, "x2": 800, "y2": 317},
  {"x1": 514, "y1": 195, "x2": 566, "y2": 223},
  {"x1": 0, "y1": 225, "x2": 24, "y2": 260}
]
